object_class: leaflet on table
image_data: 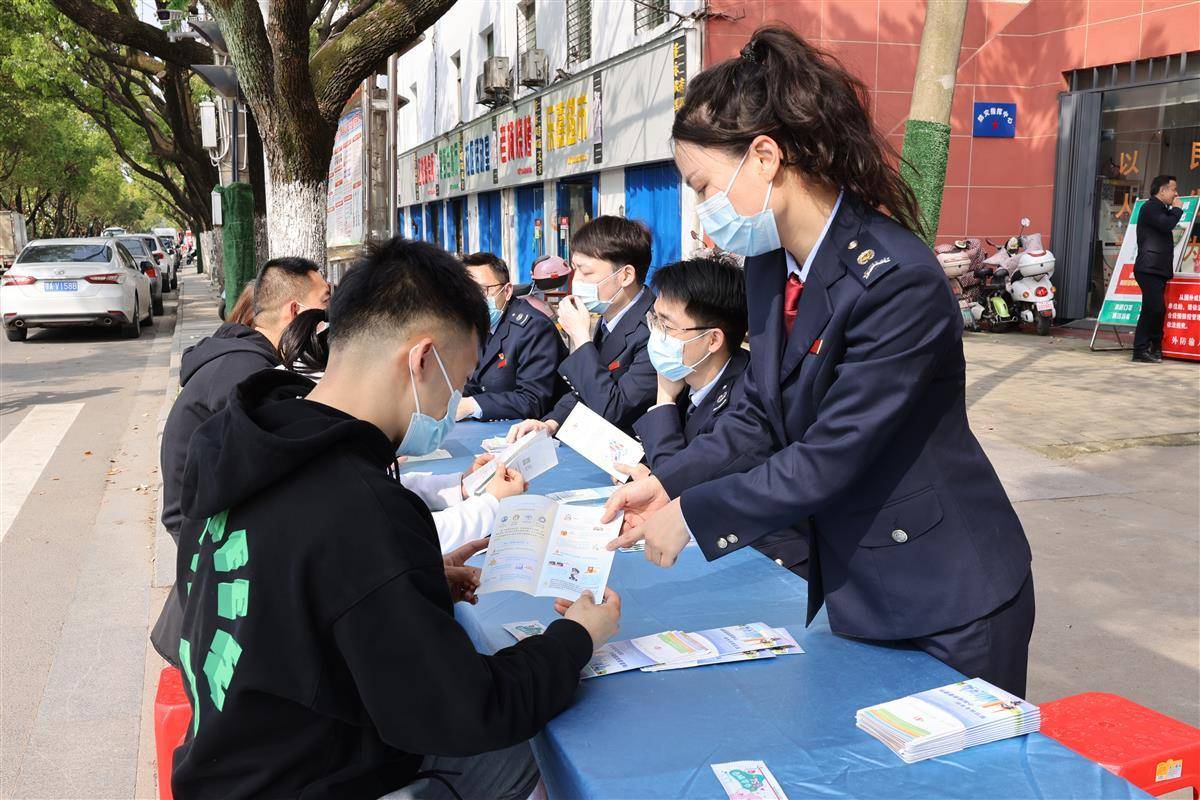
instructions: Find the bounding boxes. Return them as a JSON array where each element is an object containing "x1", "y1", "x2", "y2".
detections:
[
  {"x1": 502, "y1": 620, "x2": 547, "y2": 641},
  {"x1": 711, "y1": 760, "x2": 789, "y2": 800},
  {"x1": 400, "y1": 448, "x2": 451, "y2": 463},
  {"x1": 641, "y1": 623, "x2": 785, "y2": 672},
  {"x1": 855, "y1": 678, "x2": 1040, "y2": 763},
  {"x1": 463, "y1": 430, "x2": 558, "y2": 497},
  {"x1": 482, "y1": 435, "x2": 562, "y2": 454},
  {"x1": 582, "y1": 631, "x2": 716, "y2": 678},
  {"x1": 545, "y1": 485, "x2": 619, "y2": 504},
  {"x1": 478, "y1": 495, "x2": 619, "y2": 602},
  {"x1": 555, "y1": 403, "x2": 645, "y2": 482}
]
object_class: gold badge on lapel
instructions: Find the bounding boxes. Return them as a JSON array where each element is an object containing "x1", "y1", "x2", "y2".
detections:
[{"x1": 856, "y1": 249, "x2": 875, "y2": 265}]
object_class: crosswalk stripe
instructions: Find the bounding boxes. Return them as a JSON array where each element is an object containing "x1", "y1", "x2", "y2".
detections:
[{"x1": 0, "y1": 403, "x2": 85, "y2": 543}]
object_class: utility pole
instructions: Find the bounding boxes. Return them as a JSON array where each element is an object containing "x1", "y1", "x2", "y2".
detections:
[{"x1": 900, "y1": 0, "x2": 968, "y2": 247}]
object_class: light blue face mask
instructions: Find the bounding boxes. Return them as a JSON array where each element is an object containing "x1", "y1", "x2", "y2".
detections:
[
  {"x1": 396, "y1": 344, "x2": 460, "y2": 457},
  {"x1": 647, "y1": 327, "x2": 713, "y2": 381},
  {"x1": 696, "y1": 149, "x2": 782, "y2": 258},
  {"x1": 571, "y1": 269, "x2": 622, "y2": 314},
  {"x1": 486, "y1": 294, "x2": 504, "y2": 328}
]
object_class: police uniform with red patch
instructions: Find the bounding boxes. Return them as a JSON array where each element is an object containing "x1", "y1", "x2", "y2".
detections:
[
  {"x1": 464, "y1": 297, "x2": 567, "y2": 421},
  {"x1": 544, "y1": 288, "x2": 657, "y2": 435},
  {"x1": 653, "y1": 195, "x2": 1035, "y2": 696}
]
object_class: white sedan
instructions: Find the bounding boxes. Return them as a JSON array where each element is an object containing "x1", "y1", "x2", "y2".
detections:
[{"x1": 1, "y1": 238, "x2": 153, "y2": 341}]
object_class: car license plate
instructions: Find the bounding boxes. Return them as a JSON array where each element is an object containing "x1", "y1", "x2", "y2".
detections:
[
  {"x1": 44, "y1": 280, "x2": 78, "y2": 292},
  {"x1": 1035, "y1": 301, "x2": 1054, "y2": 312}
]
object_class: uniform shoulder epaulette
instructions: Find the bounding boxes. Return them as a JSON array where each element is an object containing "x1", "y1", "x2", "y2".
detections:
[
  {"x1": 842, "y1": 232, "x2": 899, "y2": 287},
  {"x1": 510, "y1": 310, "x2": 531, "y2": 327}
]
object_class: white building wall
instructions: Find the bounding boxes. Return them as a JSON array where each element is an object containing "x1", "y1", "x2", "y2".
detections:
[{"x1": 395, "y1": 0, "x2": 703, "y2": 153}]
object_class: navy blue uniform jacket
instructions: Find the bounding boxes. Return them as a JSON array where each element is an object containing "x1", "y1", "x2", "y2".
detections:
[
  {"x1": 544, "y1": 289, "x2": 657, "y2": 434},
  {"x1": 654, "y1": 197, "x2": 1031, "y2": 641},
  {"x1": 465, "y1": 298, "x2": 566, "y2": 420}
]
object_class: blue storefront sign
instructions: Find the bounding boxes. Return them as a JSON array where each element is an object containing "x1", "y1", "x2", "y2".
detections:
[{"x1": 973, "y1": 102, "x2": 1017, "y2": 138}]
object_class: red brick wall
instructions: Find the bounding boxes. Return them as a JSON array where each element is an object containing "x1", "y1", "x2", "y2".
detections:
[{"x1": 704, "y1": 0, "x2": 1200, "y2": 248}]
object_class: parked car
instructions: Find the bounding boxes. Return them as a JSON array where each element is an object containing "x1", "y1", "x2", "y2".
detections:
[
  {"x1": 100, "y1": 226, "x2": 126, "y2": 237},
  {"x1": 133, "y1": 233, "x2": 175, "y2": 296},
  {"x1": 1, "y1": 238, "x2": 153, "y2": 341},
  {"x1": 116, "y1": 235, "x2": 165, "y2": 315}
]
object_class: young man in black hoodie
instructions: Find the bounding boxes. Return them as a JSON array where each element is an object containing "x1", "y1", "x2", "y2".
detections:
[
  {"x1": 171, "y1": 238, "x2": 620, "y2": 800},
  {"x1": 152, "y1": 257, "x2": 329, "y2": 665}
]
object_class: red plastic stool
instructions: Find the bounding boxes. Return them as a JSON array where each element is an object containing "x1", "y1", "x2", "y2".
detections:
[
  {"x1": 1040, "y1": 692, "x2": 1200, "y2": 798},
  {"x1": 154, "y1": 666, "x2": 192, "y2": 800}
]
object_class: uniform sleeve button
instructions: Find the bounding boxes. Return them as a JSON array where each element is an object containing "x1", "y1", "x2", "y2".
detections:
[
  {"x1": 717, "y1": 537, "x2": 728, "y2": 550},
  {"x1": 774, "y1": 558, "x2": 784, "y2": 566},
  {"x1": 727, "y1": 534, "x2": 739, "y2": 545},
  {"x1": 891, "y1": 529, "x2": 909, "y2": 543}
]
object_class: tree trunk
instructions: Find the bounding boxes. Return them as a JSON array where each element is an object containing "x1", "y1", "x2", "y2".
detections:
[
  {"x1": 900, "y1": 0, "x2": 968, "y2": 246},
  {"x1": 200, "y1": 227, "x2": 223, "y2": 286},
  {"x1": 266, "y1": 177, "x2": 328, "y2": 263}
]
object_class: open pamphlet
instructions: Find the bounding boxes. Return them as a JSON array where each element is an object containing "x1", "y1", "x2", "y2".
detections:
[
  {"x1": 856, "y1": 678, "x2": 1041, "y2": 763},
  {"x1": 711, "y1": 760, "x2": 789, "y2": 800},
  {"x1": 581, "y1": 623, "x2": 802, "y2": 679},
  {"x1": 478, "y1": 495, "x2": 620, "y2": 602},
  {"x1": 545, "y1": 485, "x2": 619, "y2": 504},
  {"x1": 463, "y1": 430, "x2": 558, "y2": 497},
  {"x1": 555, "y1": 403, "x2": 645, "y2": 482}
]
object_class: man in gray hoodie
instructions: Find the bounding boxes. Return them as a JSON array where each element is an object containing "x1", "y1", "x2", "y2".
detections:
[{"x1": 151, "y1": 257, "x2": 328, "y2": 665}]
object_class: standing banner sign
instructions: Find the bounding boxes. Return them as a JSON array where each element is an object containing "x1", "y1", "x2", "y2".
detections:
[
  {"x1": 1092, "y1": 196, "x2": 1199, "y2": 357},
  {"x1": 326, "y1": 107, "x2": 365, "y2": 248}
]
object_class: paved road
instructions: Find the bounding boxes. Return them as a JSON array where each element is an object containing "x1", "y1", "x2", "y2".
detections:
[{"x1": 1, "y1": 283, "x2": 180, "y2": 798}]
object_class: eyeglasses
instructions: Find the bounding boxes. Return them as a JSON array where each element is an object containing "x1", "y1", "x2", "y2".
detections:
[
  {"x1": 646, "y1": 309, "x2": 712, "y2": 337},
  {"x1": 478, "y1": 282, "x2": 510, "y2": 297}
]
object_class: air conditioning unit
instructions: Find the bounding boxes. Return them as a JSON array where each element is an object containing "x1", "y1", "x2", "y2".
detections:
[
  {"x1": 477, "y1": 56, "x2": 511, "y2": 107},
  {"x1": 519, "y1": 49, "x2": 549, "y2": 88}
]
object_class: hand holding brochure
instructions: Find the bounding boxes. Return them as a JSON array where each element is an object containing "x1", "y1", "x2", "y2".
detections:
[
  {"x1": 555, "y1": 403, "x2": 645, "y2": 482},
  {"x1": 856, "y1": 678, "x2": 1041, "y2": 763},
  {"x1": 478, "y1": 495, "x2": 620, "y2": 602},
  {"x1": 463, "y1": 430, "x2": 558, "y2": 497}
]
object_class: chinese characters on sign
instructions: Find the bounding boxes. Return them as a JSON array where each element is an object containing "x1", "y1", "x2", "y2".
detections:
[
  {"x1": 672, "y1": 37, "x2": 687, "y2": 113},
  {"x1": 326, "y1": 108, "x2": 364, "y2": 247},
  {"x1": 972, "y1": 102, "x2": 1016, "y2": 138}
]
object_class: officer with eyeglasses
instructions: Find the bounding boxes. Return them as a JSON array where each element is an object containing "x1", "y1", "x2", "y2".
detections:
[
  {"x1": 458, "y1": 252, "x2": 567, "y2": 421},
  {"x1": 627, "y1": 255, "x2": 809, "y2": 577}
]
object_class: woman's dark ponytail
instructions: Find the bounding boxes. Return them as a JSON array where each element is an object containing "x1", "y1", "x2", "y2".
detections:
[
  {"x1": 673, "y1": 26, "x2": 923, "y2": 235},
  {"x1": 278, "y1": 308, "x2": 329, "y2": 375}
]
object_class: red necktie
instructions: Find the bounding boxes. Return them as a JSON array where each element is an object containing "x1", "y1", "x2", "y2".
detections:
[{"x1": 783, "y1": 273, "x2": 804, "y2": 336}]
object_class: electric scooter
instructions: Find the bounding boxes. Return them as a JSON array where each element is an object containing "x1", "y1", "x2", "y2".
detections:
[{"x1": 984, "y1": 217, "x2": 1057, "y2": 336}]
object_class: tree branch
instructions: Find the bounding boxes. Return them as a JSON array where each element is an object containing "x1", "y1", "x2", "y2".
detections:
[
  {"x1": 327, "y1": 0, "x2": 378, "y2": 38},
  {"x1": 47, "y1": 0, "x2": 213, "y2": 69},
  {"x1": 310, "y1": 0, "x2": 451, "y2": 122}
]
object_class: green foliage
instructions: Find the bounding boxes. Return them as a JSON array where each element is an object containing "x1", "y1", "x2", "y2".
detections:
[{"x1": 0, "y1": 0, "x2": 180, "y2": 237}]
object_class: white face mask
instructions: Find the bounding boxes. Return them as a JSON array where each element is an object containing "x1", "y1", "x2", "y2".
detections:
[
  {"x1": 571, "y1": 269, "x2": 622, "y2": 314},
  {"x1": 695, "y1": 148, "x2": 782, "y2": 258}
]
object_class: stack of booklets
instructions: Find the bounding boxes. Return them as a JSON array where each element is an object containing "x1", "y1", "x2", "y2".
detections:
[{"x1": 856, "y1": 678, "x2": 1041, "y2": 763}]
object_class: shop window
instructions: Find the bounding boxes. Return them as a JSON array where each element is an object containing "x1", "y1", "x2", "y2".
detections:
[
  {"x1": 566, "y1": 0, "x2": 591, "y2": 66},
  {"x1": 634, "y1": 0, "x2": 668, "y2": 33},
  {"x1": 1091, "y1": 79, "x2": 1200, "y2": 313}
]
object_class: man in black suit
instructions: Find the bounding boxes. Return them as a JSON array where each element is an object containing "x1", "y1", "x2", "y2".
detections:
[
  {"x1": 458, "y1": 252, "x2": 566, "y2": 420},
  {"x1": 1133, "y1": 174, "x2": 1184, "y2": 363},
  {"x1": 509, "y1": 216, "x2": 658, "y2": 438}
]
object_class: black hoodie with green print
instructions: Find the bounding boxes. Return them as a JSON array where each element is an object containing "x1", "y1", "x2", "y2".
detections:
[{"x1": 171, "y1": 369, "x2": 593, "y2": 800}]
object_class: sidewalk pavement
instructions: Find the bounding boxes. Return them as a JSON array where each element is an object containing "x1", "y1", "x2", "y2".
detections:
[{"x1": 961, "y1": 329, "x2": 1199, "y2": 725}]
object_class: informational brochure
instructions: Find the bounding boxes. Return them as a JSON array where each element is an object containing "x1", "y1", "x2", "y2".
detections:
[
  {"x1": 768, "y1": 627, "x2": 803, "y2": 655},
  {"x1": 641, "y1": 623, "x2": 783, "y2": 672},
  {"x1": 463, "y1": 430, "x2": 558, "y2": 497},
  {"x1": 401, "y1": 448, "x2": 452, "y2": 463},
  {"x1": 478, "y1": 495, "x2": 620, "y2": 602},
  {"x1": 545, "y1": 485, "x2": 619, "y2": 504},
  {"x1": 856, "y1": 678, "x2": 1041, "y2": 763},
  {"x1": 556, "y1": 403, "x2": 645, "y2": 482},
  {"x1": 582, "y1": 630, "x2": 717, "y2": 678},
  {"x1": 711, "y1": 760, "x2": 789, "y2": 800},
  {"x1": 502, "y1": 620, "x2": 547, "y2": 641}
]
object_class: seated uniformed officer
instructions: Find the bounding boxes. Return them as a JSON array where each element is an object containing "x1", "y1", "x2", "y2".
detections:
[
  {"x1": 509, "y1": 216, "x2": 657, "y2": 439},
  {"x1": 626, "y1": 255, "x2": 809, "y2": 577},
  {"x1": 457, "y1": 252, "x2": 567, "y2": 421}
]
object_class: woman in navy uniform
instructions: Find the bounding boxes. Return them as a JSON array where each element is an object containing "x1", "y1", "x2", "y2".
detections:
[
  {"x1": 457, "y1": 252, "x2": 566, "y2": 421},
  {"x1": 601, "y1": 27, "x2": 1034, "y2": 695}
]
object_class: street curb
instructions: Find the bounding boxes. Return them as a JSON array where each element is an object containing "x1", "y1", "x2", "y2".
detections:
[{"x1": 152, "y1": 273, "x2": 221, "y2": 589}]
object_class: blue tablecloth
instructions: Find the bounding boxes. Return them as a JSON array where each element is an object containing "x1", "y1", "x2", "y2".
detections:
[{"x1": 409, "y1": 421, "x2": 1147, "y2": 799}]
